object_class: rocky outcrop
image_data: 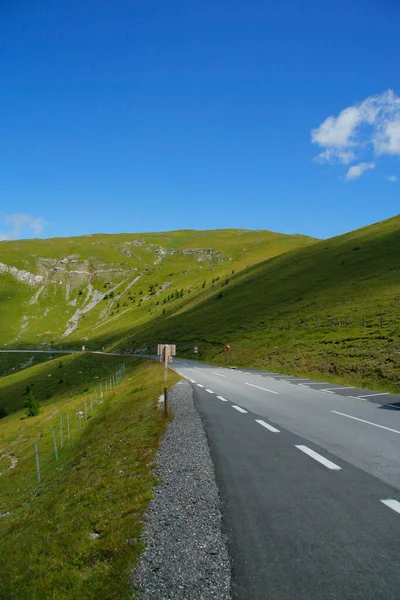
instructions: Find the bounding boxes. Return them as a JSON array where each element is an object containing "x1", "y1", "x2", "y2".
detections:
[{"x1": 0, "y1": 262, "x2": 43, "y2": 286}]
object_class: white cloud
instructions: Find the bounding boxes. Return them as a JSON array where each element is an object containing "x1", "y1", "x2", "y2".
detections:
[
  {"x1": 312, "y1": 89, "x2": 400, "y2": 167},
  {"x1": 345, "y1": 162, "x2": 376, "y2": 181},
  {"x1": 386, "y1": 174, "x2": 398, "y2": 182},
  {"x1": 0, "y1": 213, "x2": 46, "y2": 241}
]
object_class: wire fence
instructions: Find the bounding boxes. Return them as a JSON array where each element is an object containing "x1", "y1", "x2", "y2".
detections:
[{"x1": 2, "y1": 363, "x2": 126, "y2": 486}]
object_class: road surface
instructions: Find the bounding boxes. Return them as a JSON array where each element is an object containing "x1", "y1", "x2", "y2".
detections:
[{"x1": 170, "y1": 357, "x2": 400, "y2": 600}]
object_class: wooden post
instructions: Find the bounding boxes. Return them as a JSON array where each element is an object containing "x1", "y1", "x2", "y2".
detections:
[
  {"x1": 164, "y1": 386, "x2": 168, "y2": 415},
  {"x1": 59, "y1": 414, "x2": 63, "y2": 449}
]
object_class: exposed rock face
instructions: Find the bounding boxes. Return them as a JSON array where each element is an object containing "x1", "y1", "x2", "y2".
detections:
[{"x1": 0, "y1": 262, "x2": 43, "y2": 286}]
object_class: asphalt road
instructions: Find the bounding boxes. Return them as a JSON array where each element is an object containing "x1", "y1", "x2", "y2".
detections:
[{"x1": 170, "y1": 357, "x2": 400, "y2": 600}]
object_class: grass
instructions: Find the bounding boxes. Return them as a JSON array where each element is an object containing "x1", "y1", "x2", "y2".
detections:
[
  {"x1": 127, "y1": 215, "x2": 400, "y2": 393},
  {"x1": 0, "y1": 355, "x2": 180, "y2": 599},
  {"x1": 0, "y1": 352, "x2": 58, "y2": 378},
  {"x1": 0, "y1": 228, "x2": 315, "y2": 349}
]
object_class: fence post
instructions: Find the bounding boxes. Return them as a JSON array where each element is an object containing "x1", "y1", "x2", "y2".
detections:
[
  {"x1": 164, "y1": 386, "x2": 168, "y2": 415},
  {"x1": 67, "y1": 413, "x2": 70, "y2": 440},
  {"x1": 60, "y1": 414, "x2": 63, "y2": 449},
  {"x1": 51, "y1": 426, "x2": 58, "y2": 461},
  {"x1": 84, "y1": 400, "x2": 87, "y2": 421},
  {"x1": 34, "y1": 440, "x2": 40, "y2": 483},
  {"x1": 100, "y1": 383, "x2": 103, "y2": 398},
  {"x1": 78, "y1": 411, "x2": 81, "y2": 429},
  {"x1": 110, "y1": 377, "x2": 112, "y2": 391},
  {"x1": 90, "y1": 396, "x2": 93, "y2": 412}
]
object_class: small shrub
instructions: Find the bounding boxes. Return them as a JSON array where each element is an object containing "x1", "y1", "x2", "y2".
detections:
[
  {"x1": 0, "y1": 406, "x2": 8, "y2": 419},
  {"x1": 24, "y1": 390, "x2": 39, "y2": 417}
]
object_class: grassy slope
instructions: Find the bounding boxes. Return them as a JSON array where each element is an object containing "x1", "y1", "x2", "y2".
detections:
[
  {"x1": 0, "y1": 355, "x2": 180, "y2": 599},
  {"x1": 129, "y1": 215, "x2": 400, "y2": 392},
  {"x1": 0, "y1": 229, "x2": 315, "y2": 349}
]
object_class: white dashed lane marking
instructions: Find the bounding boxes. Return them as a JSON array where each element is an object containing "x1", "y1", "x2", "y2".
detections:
[
  {"x1": 211, "y1": 372, "x2": 226, "y2": 377},
  {"x1": 381, "y1": 499, "x2": 400, "y2": 515},
  {"x1": 232, "y1": 405, "x2": 248, "y2": 414},
  {"x1": 255, "y1": 419, "x2": 280, "y2": 433},
  {"x1": 205, "y1": 389, "x2": 215, "y2": 394},
  {"x1": 217, "y1": 396, "x2": 228, "y2": 402},
  {"x1": 332, "y1": 411, "x2": 400, "y2": 435},
  {"x1": 244, "y1": 382, "x2": 278, "y2": 394},
  {"x1": 197, "y1": 384, "x2": 204, "y2": 388},
  {"x1": 295, "y1": 445, "x2": 342, "y2": 471}
]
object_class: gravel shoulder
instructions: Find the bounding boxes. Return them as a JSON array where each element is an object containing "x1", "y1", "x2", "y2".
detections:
[{"x1": 134, "y1": 381, "x2": 231, "y2": 599}]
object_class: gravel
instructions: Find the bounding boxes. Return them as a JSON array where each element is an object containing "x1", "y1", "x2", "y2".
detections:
[{"x1": 134, "y1": 381, "x2": 232, "y2": 600}]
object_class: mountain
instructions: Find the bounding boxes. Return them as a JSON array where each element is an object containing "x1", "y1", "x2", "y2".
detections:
[
  {"x1": 0, "y1": 229, "x2": 315, "y2": 349},
  {"x1": 128, "y1": 215, "x2": 400, "y2": 392}
]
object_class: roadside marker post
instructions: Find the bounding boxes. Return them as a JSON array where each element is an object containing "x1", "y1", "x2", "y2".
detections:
[
  {"x1": 59, "y1": 414, "x2": 63, "y2": 448},
  {"x1": 157, "y1": 344, "x2": 176, "y2": 415},
  {"x1": 225, "y1": 344, "x2": 231, "y2": 365}
]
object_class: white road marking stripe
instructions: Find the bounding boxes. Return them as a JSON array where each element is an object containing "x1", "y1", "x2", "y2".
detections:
[
  {"x1": 205, "y1": 389, "x2": 214, "y2": 394},
  {"x1": 189, "y1": 379, "x2": 196, "y2": 383},
  {"x1": 298, "y1": 382, "x2": 329, "y2": 387},
  {"x1": 255, "y1": 419, "x2": 280, "y2": 433},
  {"x1": 232, "y1": 405, "x2": 248, "y2": 413},
  {"x1": 182, "y1": 363, "x2": 188, "y2": 366},
  {"x1": 381, "y1": 499, "x2": 400, "y2": 515},
  {"x1": 197, "y1": 384, "x2": 204, "y2": 388},
  {"x1": 386, "y1": 404, "x2": 400, "y2": 410},
  {"x1": 244, "y1": 382, "x2": 278, "y2": 394},
  {"x1": 295, "y1": 445, "x2": 341, "y2": 470},
  {"x1": 321, "y1": 386, "x2": 355, "y2": 391},
  {"x1": 332, "y1": 411, "x2": 400, "y2": 435},
  {"x1": 322, "y1": 390, "x2": 335, "y2": 394},
  {"x1": 211, "y1": 372, "x2": 226, "y2": 378},
  {"x1": 356, "y1": 392, "x2": 389, "y2": 398},
  {"x1": 217, "y1": 395, "x2": 228, "y2": 402},
  {"x1": 347, "y1": 396, "x2": 370, "y2": 402}
]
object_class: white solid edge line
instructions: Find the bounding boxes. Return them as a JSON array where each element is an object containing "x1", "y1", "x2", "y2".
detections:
[
  {"x1": 217, "y1": 395, "x2": 228, "y2": 402},
  {"x1": 205, "y1": 389, "x2": 214, "y2": 394},
  {"x1": 295, "y1": 445, "x2": 342, "y2": 470},
  {"x1": 331, "y1": 411, "x2": 400, "y2": 435},
  {"x1": 197, "y1": 384, "x2": 204, "y2": 388},
  {"x1": 356, "y1": 392, "x2": 389, "y2": 398},
  {"x1": 381, "y1": 499, "x2": 400, "y2": 514},
  {"x1": 232, "y1": 405, "x2": 248, "y2": 413},
  {"x1": 211, "y1": 372, "x2": 226, "y2": 377},
  {"x1": 244, "y1": 382, "x2": 278, "y2": 394},
  {"x1": 255, "y1": 419, "x2": 280, "y2": 433}
]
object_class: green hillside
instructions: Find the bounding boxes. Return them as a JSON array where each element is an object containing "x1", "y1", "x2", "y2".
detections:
[
  {"x1": 128, "y1": 215, "x2": 400, "y2": 392},
  {"x1": 0, "y1": 228, "x2": 315, "y2": 349},
  {"x1": 1, "y1": 217, "x2": 399, "y2": 391},
  {"x1": 0, "y1": 354, "x2": 180, "y2": 598}
]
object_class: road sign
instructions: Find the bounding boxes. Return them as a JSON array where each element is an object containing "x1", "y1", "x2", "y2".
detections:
[
  {"x1": 194, "y1": 346, "x2": 199, "y2": 353},
  {"x1": 225, "y1": 344, "x2": 231, "y2": 351}
]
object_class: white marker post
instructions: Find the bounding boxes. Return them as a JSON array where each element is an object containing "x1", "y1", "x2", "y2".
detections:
[{"x1": 59, "y1": 414, "x2": 63, "y2": 449}]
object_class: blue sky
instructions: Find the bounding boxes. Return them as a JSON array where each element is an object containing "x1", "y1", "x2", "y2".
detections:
[{"x1": 0, "y1": 0, "x2": 399, "y2": 241}]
